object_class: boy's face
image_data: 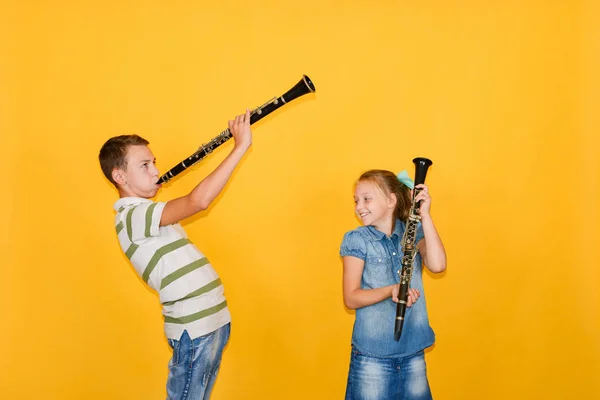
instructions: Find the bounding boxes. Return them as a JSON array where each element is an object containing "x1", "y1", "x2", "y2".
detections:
[{"x1": 114, "y1": 145, "x2": 162, "y2": 198}]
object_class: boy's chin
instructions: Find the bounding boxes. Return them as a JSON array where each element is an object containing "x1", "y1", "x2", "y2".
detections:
[{"x1": 142, "y1": 187, "x2": 160, "y2": 198}]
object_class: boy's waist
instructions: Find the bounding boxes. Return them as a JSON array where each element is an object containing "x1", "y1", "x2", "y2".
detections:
[
  {"x1": 161, "y1": 281, "x2": 226, "y2": 314},
  {"x1": 163, "y1": 306, "x2": 231, "y2": 341}
]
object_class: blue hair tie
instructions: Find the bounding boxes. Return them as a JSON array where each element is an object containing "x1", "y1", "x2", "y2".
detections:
[{"x1": 396, "y1": 170, "x2": 414, "y2": 189}]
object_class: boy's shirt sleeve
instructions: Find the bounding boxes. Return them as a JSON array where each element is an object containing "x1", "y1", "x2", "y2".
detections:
[{"x1": 121, "y1": 201, "x2": 167, "y2": 243}]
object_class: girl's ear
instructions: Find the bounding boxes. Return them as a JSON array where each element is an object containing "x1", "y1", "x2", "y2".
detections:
[{"x1": 388, "y1": 192, "x2": 397, "y2": 209}]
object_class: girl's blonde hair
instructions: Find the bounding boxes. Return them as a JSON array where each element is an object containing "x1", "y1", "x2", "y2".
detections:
[{"x1": 358, "y1": 170, "x2": 412, "y2": 222}]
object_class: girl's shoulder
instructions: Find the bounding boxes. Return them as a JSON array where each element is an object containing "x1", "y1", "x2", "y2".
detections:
[
  {"x1": 342, "y1": 225, "x2": 372, "y2": 238},
  {"x1": 340, "y1": 226, "x2": 374, "y2": 246},
  {"x1": 340, "y1": 227, "x2": 372, "y2": 259}
]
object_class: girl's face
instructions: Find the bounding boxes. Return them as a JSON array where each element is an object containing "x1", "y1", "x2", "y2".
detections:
[{"x1": 354, "y1": 180, "x2": 395, "y2": 229}]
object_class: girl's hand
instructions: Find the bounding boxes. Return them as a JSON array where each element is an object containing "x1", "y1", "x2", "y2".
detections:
[
  {"x1": 392, "y1": 286, "x2": 420, "y2": 307},
  {"x1": 413, "y1": 183, "x2": 431, "y2": 216}
]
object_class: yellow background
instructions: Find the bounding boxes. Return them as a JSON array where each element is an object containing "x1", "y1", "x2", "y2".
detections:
[{"x1": 2, "y1": 1, "x2": 599, "y2": 399}]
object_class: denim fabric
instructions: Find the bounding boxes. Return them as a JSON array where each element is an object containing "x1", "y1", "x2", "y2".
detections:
[
  {"x1": 340, "y1": 219, "x2": 435, "y2": 357},
  {"x1": 166, "y1": 324, "x2": 230, "y2": 400},
  {"x1": 345, "y1": 346, "x2": 432, "y2": 400}
]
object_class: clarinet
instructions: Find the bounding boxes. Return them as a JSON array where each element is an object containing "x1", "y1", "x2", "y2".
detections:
[
  {"x1": 157, "y1": 75, "x2": 316, "y2": 184},
  {"x1": 394, "y1": 157, "x2": 433, "y2": 341}
]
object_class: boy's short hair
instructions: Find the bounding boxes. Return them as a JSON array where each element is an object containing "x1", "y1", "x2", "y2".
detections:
[{"x1": 99, "y1": 134, "x2": 149, "y2": 186}]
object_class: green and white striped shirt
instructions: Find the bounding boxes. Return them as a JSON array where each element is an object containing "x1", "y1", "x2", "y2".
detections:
[{"x1": 114, "y1": 197, "x2": 230, "y2": 340}]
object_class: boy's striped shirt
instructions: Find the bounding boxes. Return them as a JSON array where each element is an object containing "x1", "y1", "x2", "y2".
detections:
[{"x1": 113, "y1": 197, "x2": 230, "y2": 340}]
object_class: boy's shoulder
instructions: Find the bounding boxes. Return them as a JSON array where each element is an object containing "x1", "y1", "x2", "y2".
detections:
[
  {"x1": 113, "y1": 196, "x2": 157, "y2": 213},
  {"x1": 113, "y1": 197, "x2": 172, "y2": 243}
]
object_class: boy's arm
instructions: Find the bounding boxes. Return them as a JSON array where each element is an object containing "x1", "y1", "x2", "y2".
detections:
[{"x1": 160, "y1": 110, "x2": 252, "y2": 227}]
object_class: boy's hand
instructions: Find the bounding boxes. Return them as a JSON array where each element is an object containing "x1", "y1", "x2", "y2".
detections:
[
  {"x1": 392, "y1": 286, "x2": 420, "y2": 307},
  {"x1": 228, "y1": 109, "x2": 253, "y2": 150}
]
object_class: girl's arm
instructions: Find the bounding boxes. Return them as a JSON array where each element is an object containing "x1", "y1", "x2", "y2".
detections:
[
  {"x1": 414, "y1": 184, "x2": 447, "y2": 273},
  {"x1": 343, "y1": 256, "x2": 419, "y2": 309}
]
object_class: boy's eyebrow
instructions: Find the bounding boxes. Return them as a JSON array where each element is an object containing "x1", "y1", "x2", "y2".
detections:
[{"x1": 139, "y1": 158, "x2": 155, "y2": 163}]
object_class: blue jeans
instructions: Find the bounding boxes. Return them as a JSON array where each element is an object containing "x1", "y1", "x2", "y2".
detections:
[
  {"x1": 345, "y1": 346, "x2": 433, "y2": 400},
  {"x1": 166, "y1": 324, "x2": 230, "y2": 400}
]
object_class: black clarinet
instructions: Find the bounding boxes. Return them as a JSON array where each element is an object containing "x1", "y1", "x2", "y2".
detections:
[
  {"x1": 157, "y1": 75, "x2": 316, "y2": 184},
  {"x1": 394, "y1": 157, "x2": 433, "y2": 341}
]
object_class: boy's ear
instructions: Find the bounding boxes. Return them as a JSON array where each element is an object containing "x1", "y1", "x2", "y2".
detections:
[{"x1": 112, "y1": 168, "x2": 126, "y2": 185}]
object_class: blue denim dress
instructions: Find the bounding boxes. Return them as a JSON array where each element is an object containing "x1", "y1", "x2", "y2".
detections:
[{"x1": 340, "y1": 219, "x2": 435, "y2": 358}]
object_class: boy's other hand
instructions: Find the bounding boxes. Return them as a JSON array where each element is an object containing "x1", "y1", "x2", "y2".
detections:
[{"x1": 228, "y1": 109, "x2": 253, "y2": 150}]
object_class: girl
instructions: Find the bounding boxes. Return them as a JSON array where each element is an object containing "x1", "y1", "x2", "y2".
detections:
[{"x1": 340, "y1": 169, "x2": 446, "y2": 400}]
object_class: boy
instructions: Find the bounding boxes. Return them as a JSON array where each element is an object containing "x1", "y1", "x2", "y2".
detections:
[{"x1": 98, "y1": 110, "x2": 252, "y2": 399}]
